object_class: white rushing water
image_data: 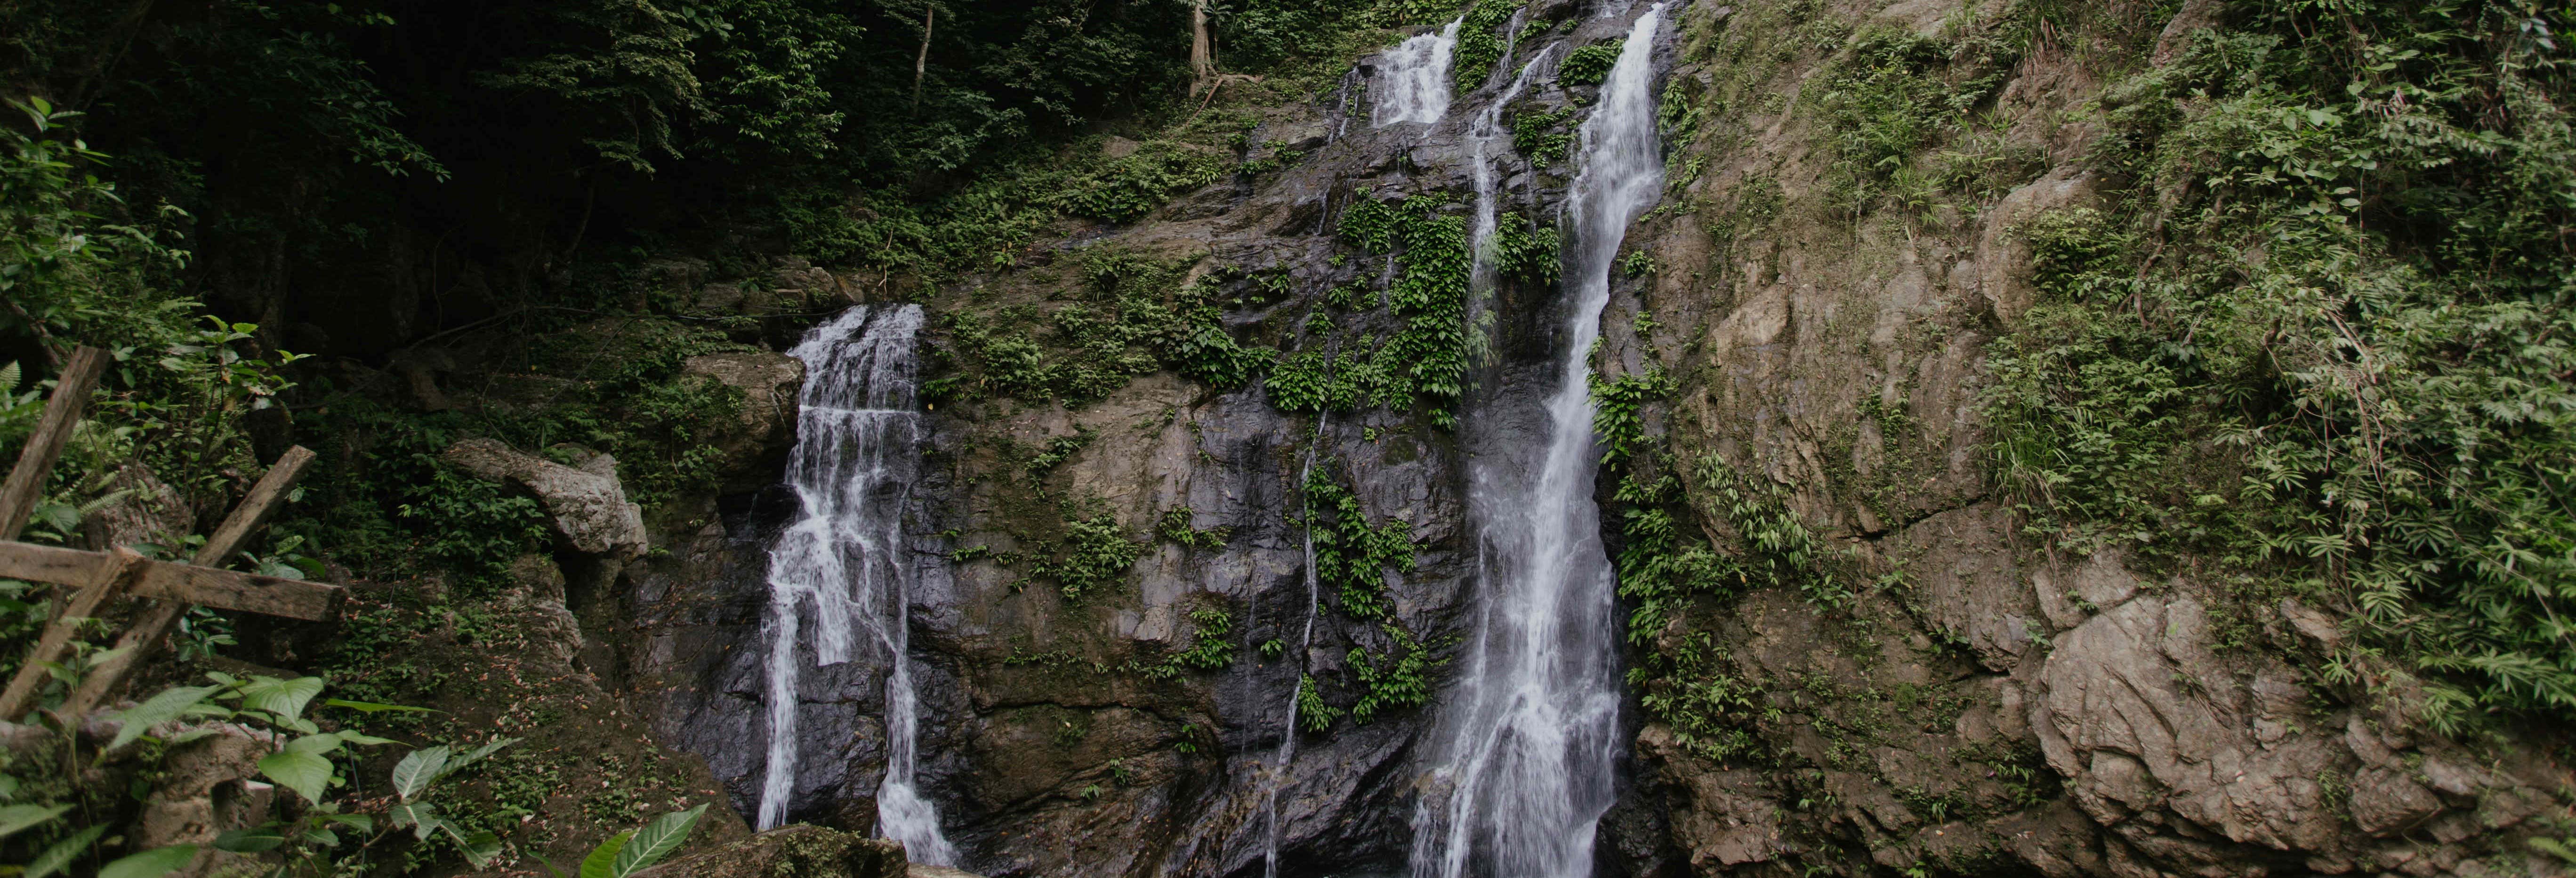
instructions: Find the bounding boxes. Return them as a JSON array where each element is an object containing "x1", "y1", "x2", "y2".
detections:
[
  {"x1": 1372, "y1": 18, "x2": 1462, "y2": 127},
  {"x1": 1414, "y1": 6, "x2": 1666, "y2": 878},
  {"x1": 757, "y1": 304, "x2": 960, "y2": 865}
]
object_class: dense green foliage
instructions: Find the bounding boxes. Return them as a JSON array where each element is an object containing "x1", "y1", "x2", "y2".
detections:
[
  {"x1": 1981, "y1": 1, "x2": 2576, "y2": 727},
  {"x1": 1512, "y1": 106, "x2": 1577, "y2": 167},
  {"x1": 1302, "y1": 465, "x2": 1418, "y2": 620},
  {"x1": 1331, "y1": 191, "x2": 1475, "y2": 426},
  {"x1": 1556, "y1": 40, "x2": 1625, "y2": 87},
  {"x1": 1449, "y1": 1, "x2": 1527, "y2": 96},
  {"x1": 938, "y1": 251, "x2": 1279, "y2": 405},
  {"x1": 1032, "y1": 514, "x2": 1149, "y2": 599}
]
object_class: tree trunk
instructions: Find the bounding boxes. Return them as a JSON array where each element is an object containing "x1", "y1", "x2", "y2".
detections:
[
  {"x1": 911, "y1": 4, "x2": 936, "y2": 113},
  {"x1": 1190, "y1": 0, "x2": 1214, "y2": 97}
]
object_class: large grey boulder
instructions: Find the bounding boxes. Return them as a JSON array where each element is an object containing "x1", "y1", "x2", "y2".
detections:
[
  {"x1": 442, "y1": 438, "x2": 648, "y2": 557},
  {"x1": 681, "y1": 351, "x2": 805, "y2": 465}
]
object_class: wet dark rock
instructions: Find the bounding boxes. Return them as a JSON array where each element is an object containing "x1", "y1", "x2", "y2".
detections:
[{"x1": 633, "y1": 825, "x2": 908, "y2": 878}]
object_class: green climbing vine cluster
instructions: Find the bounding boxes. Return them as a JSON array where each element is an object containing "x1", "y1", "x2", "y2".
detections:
[
  {"x1": 1320, "y1": 190, "x2": 1474, "y2": 427},
  {"x1": 1347, "y1": 625, "x2": 1438, "y2": 725},
  {"x1": 1513, "y1": 107, "x2": 1576, "y2": 167},
  {"x1": 1296, "y1": 675, "x2": 1342, "y2": 733},
  {"x1": 1156, "y1": 506, "x2": 1234, "y2": 550},
  {"x1": 1489, "y1": 213, "x2": 1562, "y2": 286},
  {"x1": 1030, "y1": 514, "x2": 1146, "y2": 599},
  {"x1": 1449, "y1": 0, "x2": 1527, "y2": 97},
  {"x1": 1301, "y1": 464, "x2": 1418, "y2": 620},
  {"x1": 936, "y1": 250, "x2": 1272, "y2": 405},
  {"x1": 1589, "y1": 368, "x2": 1675, "y2": 464},
  {"x1": 1557, "y1": 40, "x2": 1625, "y2": 88},
  {"x1": 1143, "y1": 605, "x2": 1238, "y2": 679}
]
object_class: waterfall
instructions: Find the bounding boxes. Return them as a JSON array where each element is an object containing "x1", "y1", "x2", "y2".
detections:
[
  {"x1": 1469, "y1": 46, "x2": 1559, "y2": 296},
  {"x1": 1413, "y1": 6, "x2": 1666, "y2": 878},
  {"x1": 1262, "y1": 418, "x2": 1330, "y2": 878},
  {"x1": 757, "y1": 304, "x2": 960, "y2": 866},
  {"x1": 1372, "y1": 18, "x2": 1462, "y2": 127}
]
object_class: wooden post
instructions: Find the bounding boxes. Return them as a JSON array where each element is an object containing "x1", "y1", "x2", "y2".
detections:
[
  {"x1": 0, "y1": 347, "x2": 109, "y2": 542},
  {"x1": 0, "y1": 548, "x2": 144, "y2": 720},
  {"x1": 59, "y1": 446, "x2": 317, "y2": 718}
]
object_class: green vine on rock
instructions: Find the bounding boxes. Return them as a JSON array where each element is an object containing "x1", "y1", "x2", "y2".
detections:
[
  {"x1": 1449, "y1": 1, "x2": 1527, "y2": 97},
  {"x1": 1326, "y1": 189, "x2": 1473, "y2": 427},
  {"x1": 1301, "y1": 463, "x2": 1417, "y2": 620}
]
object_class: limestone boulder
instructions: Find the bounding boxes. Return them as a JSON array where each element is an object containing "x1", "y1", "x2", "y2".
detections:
[
  {"x1": 441, "y1": 438, "x2": 648, "y2": 557},
  {"x1": 681, "y1": 351, "x2": 806, "y2": 467}
]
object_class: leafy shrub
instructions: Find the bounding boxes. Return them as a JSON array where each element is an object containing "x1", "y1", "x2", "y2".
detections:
[
  {"x1": 1334, "y1": 191, "x2": 1474, "y2": 424},
  {"x1": 1489, "y1": 213, "x2": 1562, "y2": 285},
  {"x1": 1589, "y1": 368, "x2": 1674, "y2": 464},
  {"x1": 1059, "y1": 141, "x2": 1230, "y2": 224},
  {"x1": 1302, "y1": 467, "x2": 1416, "y2": 619},
  {"x1": 1556, "y1": 40, "x2": 1625, "y2": 88},
  {"x1": 1449, "y1": 0, "x2": 1526, "y2": 96},
  {"x1": 1034, "y1": 514, "x2": 1144, "y2": 599},
  {"x1": 1512, "y1": 106, "x2": 1576, "y2": 166},
  {"x1": 1348, "y1": 624, "x2": 1438, "y2": 724},
  {"x1": 1980, "y1": 1, "x2": 2576, "y2": 727}
]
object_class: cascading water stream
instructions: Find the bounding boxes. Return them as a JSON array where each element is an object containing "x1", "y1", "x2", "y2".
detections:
[
  {"x1": 1414, "y1": 7, "x2": 1666, "y2": 878},
  {"x1": 1470, "y1": 46, "x2": 1558, "y2": 292},
  {"x1": 1372, "y1": 18, "x2": 1462, "y2": 127},
  {"x1": 1261, "y1": 419, "x2": 1330, "y2": 878},
  {"x1": 757, "y1": 304, "x2": 960, "y2": 866}
]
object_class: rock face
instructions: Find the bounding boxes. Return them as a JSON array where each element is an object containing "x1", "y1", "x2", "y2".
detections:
[
  {"x1": 598, "y1": 1, "x2": 2569, "y2": 877},
  {"x1": 633, "y1": 825, "x2": 908, "y2": 878},
  {"x1": 442, "y1": 437, "x2": 649, "y2": 557},
  {"x1": 683, "y1": 352, "x2": 805, "y2": 454}
]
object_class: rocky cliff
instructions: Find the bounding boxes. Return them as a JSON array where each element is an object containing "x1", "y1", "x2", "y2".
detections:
[{"x1": 560, "y1": 1, "x2": 2573, "y2": 877}]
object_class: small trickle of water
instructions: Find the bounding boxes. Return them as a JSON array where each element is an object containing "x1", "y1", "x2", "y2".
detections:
[
  {"x1": 757, "y1": 304, "x2": 960, "y2": 866},
  {"x1": 1372, "y1": 18, "x2": 1462, "y2": 127},
  {"x1": 1414, "y1": 6, "x2": 1667, "y2": 878},
  {"x1": 1262, "y1": 418, "x2": 1330, "y2": 878}
]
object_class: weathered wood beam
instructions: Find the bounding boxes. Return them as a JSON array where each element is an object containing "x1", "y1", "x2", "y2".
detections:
[
  {"x1": 60, "y1": 446, "x2": 317, "y2": 717},
  {"x1": 0, "y1": 346, "x2": 109, "y2": 542},
  {"x1": 0, "y1": 542, "x2": 343, "y2": 621},
  {"x1": 0, "y1": 548, "x2": 143, "y2": 720}
]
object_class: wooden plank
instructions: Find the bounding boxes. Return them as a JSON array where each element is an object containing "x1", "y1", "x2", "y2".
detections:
[
  {"x1": 127, "y1": 560, "x2": 342, "y2": 622},
  {"x1": 0, "y1": 346, "x2": 109, "y2": 542},
  {"x1": 0, "y1": 548, "x2": 142, "y2": 720},
  {"x1": 188, "y1": 446, "x2": 316, "y2": 568},
  {"x1": 60, "y1": 447, "x2": 318, "y2": 716},
  {"x1": 0, "y1": 540, "x2": 111, "y2": 586},
  {"x1": 0, "y1": 542, "x2": 342, "y2": 621}
]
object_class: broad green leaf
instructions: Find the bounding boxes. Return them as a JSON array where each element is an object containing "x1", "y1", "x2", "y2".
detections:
[
  {"x1": 337, "y1": 731, "x2": 399, "y2": 746},
  {"x1": 442, "y1": 736, "x2": 516, "y2": 780},
  {"x1": 455, "y1": 829, "x2": 503, "y2": 869},
  {"x1": 580, "y1": 830, "x2": 634, "y2": 878},
  {"x1": 257, "y1": 749, "x2": 334, "y2": 805},
  {"x1": 237, "y1": 676, "x2": 326, "y2": 723},
  {"x1": 213, "y1": 828, "x2": 287, "y2": 852},
  {"x1": 0, "y1": 803, "x2": 70, "y2": 838},
  {"x1": 322, "y1": 698, "x2": 432, "y2": 714},
  {"x1": 392, "y1": 746, "x2": 451, "y2": 799},
  {"x1": 323, "y1": 812, "x2": 376, "y2": 832},
  {"x1": 100, "y1": 845, "x2": 198, "y2": 878},
  {"x1": 26, "y1": 824, "x2": 107, "y2": 878},
  {"x1": 390, "y1": 801, "x2": 438, "y2": 838},
  {"x1": 284, "y1": 733, "x2": 346, "y2": 756},
  {"x1": 612, "y1": 804, "x2": 707, "y2": 877}
]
